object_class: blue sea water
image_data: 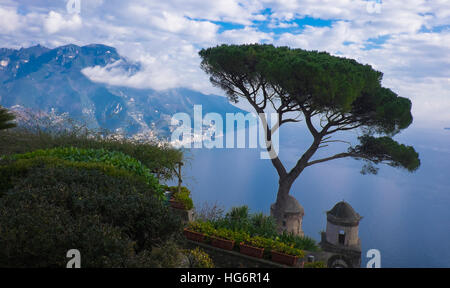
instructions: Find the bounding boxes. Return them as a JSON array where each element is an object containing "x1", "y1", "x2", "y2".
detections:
[{"x1": 180, "y1": 123, "x2": 450, "y2": 268}]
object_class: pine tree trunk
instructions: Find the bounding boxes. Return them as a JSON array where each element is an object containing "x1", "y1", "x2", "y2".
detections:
[{"x1": 270, "y1": 177, "x2": 295, "y2": 232}]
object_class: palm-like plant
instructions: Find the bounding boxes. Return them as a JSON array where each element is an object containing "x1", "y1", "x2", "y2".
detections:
[{"x1": 0, "y1": 106, "x2": 16, "y2": 130}]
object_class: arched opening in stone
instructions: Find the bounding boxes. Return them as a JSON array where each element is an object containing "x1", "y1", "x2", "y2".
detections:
[{"x1": 338, "y1": 230, "x2": 345, "y2": 245}]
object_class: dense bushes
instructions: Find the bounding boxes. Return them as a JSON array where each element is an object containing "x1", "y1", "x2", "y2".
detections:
[
  {"x1": 214, "y1": 206, "x2": 278, "y2": 239},
  {"x1": 0, "y1": 127, "x2": 183, "y2": 180},
  {"x1": 11, "y1": 147, "x2": 163, "y2": 198},
  {"x1": 0, "y1": 159, "x2": 182, "y2": 267},
  {"x1": 183, "y1": 247, "x2": 215, "y2": 268}
]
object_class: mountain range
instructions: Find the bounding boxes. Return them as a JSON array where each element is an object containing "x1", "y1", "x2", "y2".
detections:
[{"x1": 0, "y1": 44, "x2": 243, "y2": 138}]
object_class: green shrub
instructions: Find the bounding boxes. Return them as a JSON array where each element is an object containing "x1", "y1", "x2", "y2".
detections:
[
  {"x1": 0, "y1": 162, "x2": 183, "y2": 267},
  {"x1": 187, "y1": 221, "x2": 248, "y2": 244},
  {"x1": 187, "y1": 221, "x2": 216, "y2": 236},
  {"x1": 11, "y1": 147, "x2": 163, "y2": 198},
  {"x1": 184, "y1": 247, "x2": 215, "y2": 268},
  {"x1": 271, "y1": 242, "x2": 305, "y2": 258},
  {"x1": 248, "y1": 213, "x2": 278, "y2": 238},
  {"x1": 0, "y1": 157, "x2": 154, "y2": 198},
  {"x1": 167, "y1": 186, "x2": 194, "y2": 210},
  {"x1": 212, "y1": 228, "x2": 248, "y2": 244},
  {"x1": 242, "y1": 235, "x2": 274, "y2": 250},
  {"x1": 0, "y1": 128, "x2": 183, "y2": 180},
  {"x1": 186, "y1": 220, "x2": 306, "y2": 259},
  {"x1": 213, "y1": 206, "x2": 278, "y2": 239},
  {"x1": 127, "y1": 240, "x2": 185, "y2": 268},
  {"x1": 277, "y1": 232, "x2": 320, "y2": 252},
  {"x1": 304, "y1": 261, "x2": 327, "y2": 268},
  {"x1": 0, "y1": 187, "x2": 136, "y2": 267},
  {"x1": 208, "y1": 206, "x2": 318, "y2": 252}
]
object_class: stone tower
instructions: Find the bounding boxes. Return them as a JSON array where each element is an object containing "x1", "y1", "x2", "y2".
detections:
[
  {"x1": 320, "y1": 201, "x2": 362, "y2": 268},
  {"x1": 271, "y1": 195, "x2": 304, "y2": 236}
]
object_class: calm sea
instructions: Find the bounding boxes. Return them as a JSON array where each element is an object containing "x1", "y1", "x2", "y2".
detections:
[{"x1": 180, "y1": 122, "x2": 450, "y2": 268}]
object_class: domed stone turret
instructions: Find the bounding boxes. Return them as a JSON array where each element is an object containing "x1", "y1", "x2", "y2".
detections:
[
  {"x1": 320, "y1": 201, "x2": 362, "y2": 268},
  {"x1": 284, "y1": 195, "x2": 305, "y2": 215},
  {"x1": 271, "y1": 195, "x2": 304, "y2": 236},
  {"x1": 327, "y1": 201, "x2": 362, "y2": 226}
]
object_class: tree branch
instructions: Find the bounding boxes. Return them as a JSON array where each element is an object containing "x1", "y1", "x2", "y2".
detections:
[{"x1": 306, "y1": 152, "x2": 354, "y2": 167}]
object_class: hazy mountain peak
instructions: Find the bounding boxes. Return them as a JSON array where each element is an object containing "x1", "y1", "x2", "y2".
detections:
[{"x1": 0, "y1": 43, "x2": 243, "y2": 139}]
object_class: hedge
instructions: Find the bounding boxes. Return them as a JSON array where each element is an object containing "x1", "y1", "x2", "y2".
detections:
[
  {"x1": 10, "y1": 147, "x2": 163, "y2": 198},
  {"x1": 0, "y1": 161, "x2": 183, "y2": 267}
]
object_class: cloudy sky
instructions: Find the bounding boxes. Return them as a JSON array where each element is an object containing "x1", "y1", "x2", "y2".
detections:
[{"x1": 0, "y1": 0, "x2": 449, "y2": 127}]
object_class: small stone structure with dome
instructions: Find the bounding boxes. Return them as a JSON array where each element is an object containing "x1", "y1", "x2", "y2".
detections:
[
  {"x1": 320, "y1": 201, "x2": 363, "y2": 268},
  {"x1": 271, "y1": 195, "x2": 304, "y2": 236},
  {"x1": 270, "y1": 196, "x2": 364, "y2": 268}
]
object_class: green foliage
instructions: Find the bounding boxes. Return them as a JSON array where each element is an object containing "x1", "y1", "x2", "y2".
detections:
[
  {"x1": 0, "y1": 157, "x2": 153, "y2": 198},
  {"x1": 174, "y1": 190, "x2": 194, "y2": 210},
  {"x1": 271, "y1": 241, "x2": 305, "y2": 258},
  {"x1": 0, "y1": 127, "x2": 183, "y2": 180},
  {"x1": 11, "y1": 147, "x2": 163, "y2": 198},
  {"x1": 277, "y1": 232, "x2": 320, "y2": 252},
  {"x1": 187, "y1": 221, "x2": 217, "y2": 236},
  {"x1": 199, "y1": 44, "x2": 413, "y2": 134},
  {"x1": 0, "y1": 199, "x2": 136, "y2": 268},
  {"x1": 0, "y1": 162, "x2": 183, "y2": 267},
  {"x1": 228, "y1": 205, "x2": 250, "y2": 220},
  {"x1": 213, "y1": 206, "x2": 278, "y2": 238},
  {"x1": 165, "y1": 186, "x2": 194, "y2": 210},
  {"x1": 187, "y1": 219, "x2": 309, "y2": 258},
  {"x1": 128, "y1": 240, "x2": 185, "y2": 268},
  {"x1": 195, "y1": 206, "x2": 319, "y2": 252},
  {"x1": 352, "y1": 135, "x2": 421, "y2": 173},
  {"x1": 213, "y1": 228, "x2": 248, "y2": 244},
  {"x1": 242, "y1": 235, "x2": 275, "y2": 250},
  {"x1": 0, "y1": 106, "x2": 16, "y2": 130},
  {"x1": 199, "y1": 44, "x2": 420, "y2": 174},
  {"x1": 248, "y1": 212, "x2": 278, "y2": 238},
  {"x1": 183, "y1": 247, "x2": 215, "y2": 268},
  {"x1": 304, "y1": 261, "x2": 327, "y2": 268}
]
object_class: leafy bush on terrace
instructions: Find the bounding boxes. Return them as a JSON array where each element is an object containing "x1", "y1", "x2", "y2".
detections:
[
  {"x1": 0, "y1": 127, "x2": 183, "y2": 180},
  {"x1": 11, "y1": 147, "x2": 163, "y2": 198},
  {"x1": 164, "y1": 185, "x2": 194, "y2": 210},
  {"x1": 192, "y1": 205, "x2": 320, "y2": 252},
  {"x1": 0, "y1": 161, "x2": 183, "y2": 267}
]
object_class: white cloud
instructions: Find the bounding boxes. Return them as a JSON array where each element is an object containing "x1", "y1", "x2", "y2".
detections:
[
  {"x1": 44, "y1": 11, "x2": 82, "y2": 34},
  {"x1": 0, "y1": 0, "x2": 449, "y2": 126},
  {"x1": 0, "y1": 6, "x2": 21, "y2": 33},
  {"x1": 219, "y1": 27, "x2": 274, "y2": 44},
  {"x1": 82, "y1": 45, "x2": 217, "y2": 93}
]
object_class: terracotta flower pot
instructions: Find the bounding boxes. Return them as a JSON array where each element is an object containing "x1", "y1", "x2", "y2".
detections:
[
  {"x1": 183, "y1": 228, "x2": 205, "y2": 242},
  {"x1": 211, "y1": 237, "x2": 235, "y2": 251},
  {"x1": 169, "y1": 198, "x2": 186, "y2": 210},
  {"x1": 239, "y1": 243, "x2": 264, "y2": 258},
  {"x1": 271, "y1": 250, "x2": 299, "y2": 266}
]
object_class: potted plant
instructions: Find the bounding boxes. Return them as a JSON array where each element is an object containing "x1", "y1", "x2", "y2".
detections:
[
  {"x1": 271, "y1": 242, "x2": 305, "y2": 266},
  {"x1": 209, "y1": 228, "x2": 236, "y2": 251},
  {"x1": 183, "y1": 221, "x2": 214, "y2": 243},
  {"x1": 239, "y1": 236, "x2": 270, "y2": 259},
  {"x1": 183, "y1": 228, "x2": 205, "y2": 242}
]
